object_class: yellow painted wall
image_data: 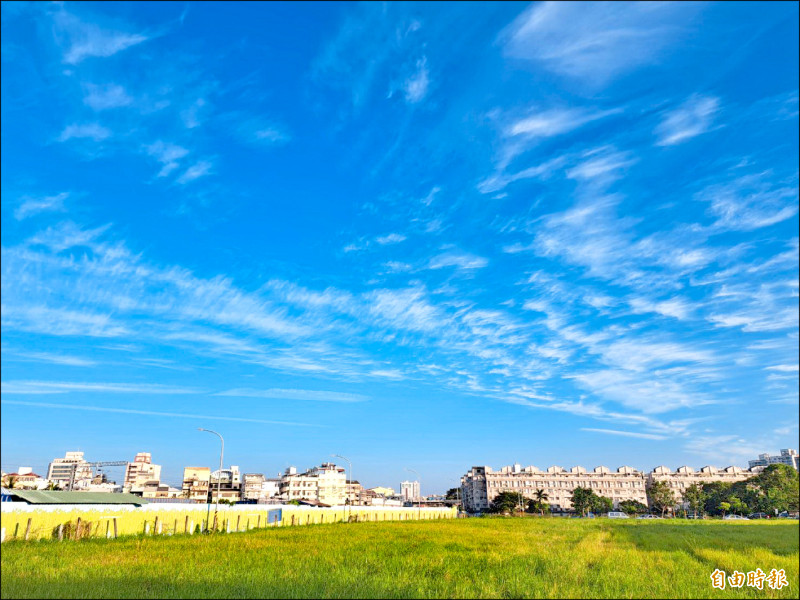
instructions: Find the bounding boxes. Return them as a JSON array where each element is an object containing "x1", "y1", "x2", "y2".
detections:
[{"x1": 0, "y1": 505, "x2": 456, "y2": 542}]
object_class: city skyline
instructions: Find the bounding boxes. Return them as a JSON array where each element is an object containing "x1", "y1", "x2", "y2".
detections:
[{"x1": 2, "y1": 2, "x2": 799, "y2": 493}]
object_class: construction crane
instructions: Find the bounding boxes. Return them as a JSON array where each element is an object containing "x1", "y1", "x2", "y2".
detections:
[{"x1": 67, "y1": 461, "x2": 129, "y2": 491}]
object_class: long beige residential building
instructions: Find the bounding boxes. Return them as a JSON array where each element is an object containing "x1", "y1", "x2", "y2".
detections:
[{"x1": 461, "y1": 463, "x2": 757, "y2": 513}]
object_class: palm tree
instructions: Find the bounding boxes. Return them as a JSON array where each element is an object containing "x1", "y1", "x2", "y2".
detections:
[
  {"x1": 5, "y1": 475, "x2": 18, "y2": 490},
  {"x1": 534, "y1": 489, "x2": 549, "y2": 516},
  {"x1": 46, "y1": 481, "x2": 61, "y2": 491}
]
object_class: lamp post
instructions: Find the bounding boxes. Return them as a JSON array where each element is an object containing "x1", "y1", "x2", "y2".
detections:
[
  {"x1": 331, "y1": 454, "x2": 352, "y2": 520},
  {"x1": 198, "y1": 428, "x2": 224, "y2": 533},
  {"x1": 405, "y1": 467, "x2": 421, "y2": 519}
]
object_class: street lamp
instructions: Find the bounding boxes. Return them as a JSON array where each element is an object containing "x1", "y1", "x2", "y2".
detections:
[
  {"x1": 405, "y1": 467, "x2": 421, "y2": 519},
  {"x1": 331, "y1": 454, "x2": 352, "y2": 520},
  {"x1": 198, "y1": 428, "x2": 224, "y2": 533}
]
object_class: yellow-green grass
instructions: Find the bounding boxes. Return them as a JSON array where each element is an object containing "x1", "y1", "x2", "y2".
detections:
[{"x1": 2, "y1": 518, "x2": 797, "y2": 598}]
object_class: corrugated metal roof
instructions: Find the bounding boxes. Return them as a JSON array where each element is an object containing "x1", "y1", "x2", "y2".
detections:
[{"x1": 9, "y1": 491, "x2": 149, "y2": 505}]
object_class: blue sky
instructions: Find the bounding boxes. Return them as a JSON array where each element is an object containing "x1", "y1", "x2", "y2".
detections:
[{"x1": 1, "y1": 1, "x2": 798, "y2": 492}]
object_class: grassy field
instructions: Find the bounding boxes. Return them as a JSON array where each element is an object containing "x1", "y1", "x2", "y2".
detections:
[{"x1": 1, "y1": 517, "x2": 797, "y2": 598}]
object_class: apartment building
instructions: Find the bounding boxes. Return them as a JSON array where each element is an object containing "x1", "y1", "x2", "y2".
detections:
[
  {"x1": 47, "y1": 451, "x2": 92, "y2": 485},
  {"x1": 242, "y1": 473, "x2": 265, "y2": 501},
  {"x1": 182, "y1": 467, "x2": 211, "y2": 502},
  {"x1": 461, "y1": 463, "x2": 760, "y2": 513},
  {"x1": 401, "y1": 480, "x2": 421, "y2": 502},
  {"x1": 346, "y1": 480, "x2": 364, "y2": 504},
  {"x1": 648, "y1": 465, "x2": 752, "y2": 508},
  {"x1": 124, "y1": 452, "x2": 162, "y2": 491},
  {"x1": 209, "y1": 465, "x2": 242, "y2": 502},
  {"x1": 748, "y1": 449, "x2": 799, "y2": 471},
  {"x1": 279, "y1": 463, "x2": 348, "y2": 505}
]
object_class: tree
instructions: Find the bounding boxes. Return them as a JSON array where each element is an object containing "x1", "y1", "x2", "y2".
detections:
[
  {"x1": 45, "y1": 481, "x2": 61, "y2": 491},
  {"x1": 719, "y1": 501, "x2": 731, "y2": 517},
  {"x1": 528, "y1": 489, "x2": 550, "y2": 516},
  {"x1": 684, "y1": 484, "x2": 706, "y2": 517},
  {"x1": 445, "y1": 488, "x2": 460, "y2": 500},
  {"x1": 751, "y1": 464, "x2": 799, "y2": 514},
  {"x1": 728, "y1": 495, "x2": 746, "y2": 516},
  {"x1": 591, "y1": 494, "x2": 613, "y2": 515},
  {"x1": 4, "y1": 475, "x2": 18, "y2": 490},
  {"x1": 618, "y1": 500, "x2": 649, "y2": 515},
  {"x1": 702, "y1": 481, "x2": 733, "y2": 516},
  {"x1": 647, "y1": 481, "x2": 677, "y2": 517},
  {"x1": 489, "y1": 491, "x2": 526, "y2": 514},
  {"x1": 571, "y1": 487, "x2": 595, "y2": 516}
]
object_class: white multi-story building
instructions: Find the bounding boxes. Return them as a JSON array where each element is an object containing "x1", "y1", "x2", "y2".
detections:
[
  {"x1": 461, "y1": 463, "x2": 759, "y2": 513},
  {"x1": 124, "y1": 452, "x2": 162, "y2": 491},
  {"x1": 401, "y1": 480, "x2": 420, "y2": 502},
  {"x1": 748, "y1": 449, "x2": 799, "y2": 471},
  {"x1": 209, "y1": 465, "x2": 242, "y2": 502},
  {"x1": 279, "y1": 463, "x2": 348, "y2": 505},
  {"x1": 47, "y1": 451, "x2": 92, "y2": 486},
  {"x1": 647, "y1": 465, "x2": 752, "y2": 509}
]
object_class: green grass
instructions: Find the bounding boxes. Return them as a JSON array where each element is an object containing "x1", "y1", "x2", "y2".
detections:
[{"x1": 2, "y1": 518, "x2": 797, "y2": 598}]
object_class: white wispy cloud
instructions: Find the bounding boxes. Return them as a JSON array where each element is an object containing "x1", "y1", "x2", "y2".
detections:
[
  {"x1": 766, "y1": 364, "x2": 799, "y2": 373},
  {"x1": 628, "y1": 297, "x2": 692, "y2": 321},
  {"x1": 428, "y1": 251, "x2": 488, "y2": 271},
  {"x1": 404, "y1": 56, "x2": 429, "y2": 104},
  {"x1": 83, "y1": 83, "x2": 133, "y2": 110},
  {"x1": 58, "y1": 123, "x2": 111, "y2": 142},
  {"x1": 14, "y1": 352, "x2": 97, "y2": 367},
  {"x1": 581, "y1": 428, "x2": 668, "y2": 441},
  {"x1": 145, "y1": 141, "x2": 190, "y2": 178},
  {"x1": 1, "y1": 400, "x2": 320, "y2": 427},
  {"x1": 507, "y1": 108, "x2": 618, "y2": 139},
  {"x1": 375, "y1": 233, "x2": 407, "y2": 245},
  {"x1": 1, "y1": 381, "x2": 198, "y2": 395},
  {"x1": 501, "y1": 1, "x2": 701, "y2": 87},
  {"x1": 698, "y1": 172, "x2": 799, "y2": 231},
  {"x1": 14, "y1": 192, "x2": 69, "y2": 220},
  {"x1": 479, "y1": 156, "x2": 566, "y2": 194},
  {"x1": 54, "y1": 9, "x2": 149, "y2": 64},
  {"x1": 177, "y1": 160, "x2": 213, "y2": 184},
  {"x1": 180, "y1": 98, "x2": 207, "y2": 129},
  {"x1": 655, "y1": 95, "x2": 720, "y2": 146},
  {"x1": 566, "y1": 147, "x2": 636, "y2": 183},
  {"x1": 217, "y1": 388, "x2": 368, "y2": 403}
]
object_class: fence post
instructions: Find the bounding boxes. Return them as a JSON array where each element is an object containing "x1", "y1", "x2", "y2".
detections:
[
  {"x1": 76, "y1": 518, "x2": 82, "y2": 541},
  {"x1": 58, "y1": 524, "x2": 64, "y2": 541},
  {"x1": 189, "y1": 520, "x2": 194, "y2": 535},
  {"x1": 113, "y1": 518, "x2": 118, "y2": 539},
  {"x1": 1, "y1": 527, "x2": 5, "y2": 543},
  {"x1": 24, "y1": 518, "x2": 32, "y2": 541},
  {"x1": 236, "y1": 515, "x2": 241, "y2": 532},
  {"x1": 106, "y1": 521, "x2": 111, "y2": 539},
  {"x1": 155, "y1": 516, "x2": 160, "y2": 535},
  {"x1": 145, "y1": 522, "x2": 150, "y2": 535},
  {"x1": 257, "y1": 515, "x2": 261, "y2": 529},
  {"x1": 185, "y1": 516, "x2": 189, "y2": 534}
]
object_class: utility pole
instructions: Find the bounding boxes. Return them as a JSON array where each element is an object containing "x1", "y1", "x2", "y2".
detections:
[
  {"x1": 405, "y1": 468, "x2": 421, "y2": 518},
  {"x1": 331, "y1": 454, "x2": 352, "y2": 520},
  {"x1": 198, "y1": 428, "x2": 224, "y2": 533}
]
